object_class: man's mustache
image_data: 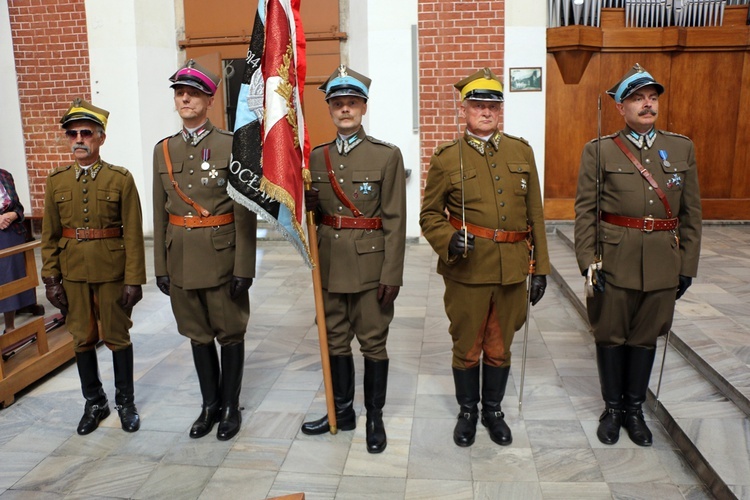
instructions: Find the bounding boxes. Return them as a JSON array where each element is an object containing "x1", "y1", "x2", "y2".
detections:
[
  {"x1": 72, "y1": 145, "x2": 90, "y2": 153},
  {"x1": 639, "y1": 109, "x2": 657, "y2": 116}
]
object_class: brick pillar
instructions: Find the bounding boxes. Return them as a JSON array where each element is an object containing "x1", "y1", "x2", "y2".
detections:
[
  {"x1": 8, "y1": 0, "x2": 91, "y2": 215},
  {"x1": 417, "y1": 0, "x2": 505, "y2": 199}
]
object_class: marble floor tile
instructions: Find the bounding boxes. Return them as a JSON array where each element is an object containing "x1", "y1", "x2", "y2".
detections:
[
  {"x1": 198, "y1": 468, "x2": 277, "y2": 500},
  {"x1": 267, "y1": 471, "x2": 340, "y2": 500},
  {"x1": 280, "y1": 439, "x2": 351, "y2": 475},
  {"x1": 532, "y1": 447, "x2": 604, "y2": 483},
  {"x1": 11, "y1": 455, "x2": 98, "y2": 494},
  {"x1": 470, "y1": 446, "x2": 538, "y2": 482},
  {"x1": 130, "y1": 463, "x2": 215, "y2": 499},
  {"x1": 594, "y1": 448, "x2": 672, "y2": 483},
  {"x1": 221, "y1": 437, "x2": 292, "y2": 471},
  {"x1": 538, "y1": 482, "x2": 612, "y2": 499},
  {"x1": 404, "y1": 478, "x2": 474, "y2": 500},
  {"x1": 336, "y1": 476, "x2": 407, "y2": 499},
  {"x1": 67, "y1": 457, "x2": 156, "y2": 498}
]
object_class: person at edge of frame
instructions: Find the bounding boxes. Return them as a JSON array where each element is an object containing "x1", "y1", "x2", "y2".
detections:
[
  {"x1": 152, "y1": 60, "x2": 257, "y2": 441},
  {"x1": 420, "y1": 68, "x2": 550, "y2": 448},
  {"x1": 41, "y1": 98, "x2": 146, "y2": 435},
  {"x1": 301, "y1": 65, "x2": 407, "y2": 454},
  {"x1": 574, "y1": 63, "x2": 702, "y2": 447}
]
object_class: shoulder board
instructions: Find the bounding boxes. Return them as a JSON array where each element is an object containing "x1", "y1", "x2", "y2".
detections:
[
  {"x1": 502, "y1": 133, "x2": 529, "y2": 145},
  {"x1": 434, "y1": 140, "x2": 458, "y2": 156},
  {"x1": 214, "y1": 127, "x2": 233, "y2": 137},
  {"x1": 49, "y1": 164, "x2": 73, "y2": 177},
  {"x1": 158, "y1": 131, "x2": 180, "y2": 145},
  {"x1": 104, "y1": 163, "x2": 130, "y2": 176},
  {"x1": 366, "y1": 136, "x2": 397, "y2": 149},
  {"x1": 312, "y1": 139, "x2": 335, "y2": 151},
  {"x1": 589, "y1": 132, "x2": 618, "y2": 144},
  {"x1": 659, "y1": 130, "x2": 690, "y2": 140}
]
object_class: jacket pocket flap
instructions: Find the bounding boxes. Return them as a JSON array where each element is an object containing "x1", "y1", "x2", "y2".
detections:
[
  {"x1": 355, "y1": 236, "x2": 385, "y2": 255},
  {"x1": 352, "y1": 170, "x2": 382, "y2": 182},
  {"x1": 662, "y1": 160, "x2": 689, "y2": 173},
  {"x1": 604, "y1": 161, "x2": 635, "y2": 174},
  {"x1": 97, "y1": 189, "x2": 120, "y2": 202},
  {"x1": 449, "y1": 168, "x2": 477, "y2": 185},
  {"x1": 54, "y1": 190, "x2": 72, "y2": 202},
  {"x1": 506, "y1": 162, "x2": 530, "y2": 174}
]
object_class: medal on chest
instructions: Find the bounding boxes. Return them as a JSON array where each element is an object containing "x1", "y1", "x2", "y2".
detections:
[
  {"x1": 658, "y1": 149, "x2": 671, "y2": 168},
  {"x1": 201, "y1": 148, "x2": 211, "y2": 170}
]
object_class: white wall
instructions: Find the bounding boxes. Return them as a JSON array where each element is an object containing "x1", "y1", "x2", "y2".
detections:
[
  {"x1": 505, "y1": 0, "x2": 548, "y2": 197},
  {"x1": 343, "y1": 0, "x2": 422, "y2": 239},
  {"x1": 0, "y1": 3, "x2": 31, "y2": 212},
  {"x1": 85, "y1": 0, "x2": 181, "y2": 237}
]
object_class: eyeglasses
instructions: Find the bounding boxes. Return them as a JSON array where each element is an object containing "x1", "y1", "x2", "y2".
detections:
[{"x1": 65, "y1": 129, "x2": 95, "y2": 139}]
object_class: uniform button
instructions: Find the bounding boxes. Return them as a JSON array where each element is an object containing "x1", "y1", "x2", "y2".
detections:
[
  {"x1": 60, "y1": 196, "x2": 65, "y2": 200},
  {"x1": 187, "y1": 184, "x2": 192, "y2": 189},
  {"x1": 497, "y1": 189, "x2": 503, "y2": 194},
  {"x1": 494, "y1": 176, "x2": 500, "y2": 181},
  {"x1": 339, "y1": 178, "x2": 344, "y2": 184},
  {"x1": 83, "y1": 198, "x2": 88, "y2": 203},
  {"x1": 187, "y1": 227, "x2": 192, "y2": 232},
  {"x1": 82, "y1": 188, "x2": 88, "y2": 194},
  {"x1": 365, "y1": 176, "x2": 370, "y2": 181},
  {"x1": 500, "y1": 202, "x2": 505, "y2": 207},
  {"x1": 189, "y1": 154, "x2": 195, "y2": 159},
  {"x1": 618, "y1": 168, "x2": 622, "y2": 172},
  {"x1": 339, "y1": 164, "x2": 345, "y2": 170},
  {"x1": 673, "y1": 168, "x2": 677, "y2": 172},
  {"x1": 645, "y1": 158, "x2": 651, "y2": 164},
  {"x1": 84, "y1": 217, "x2": 89, "y2": 223},
  {"x1": 517, "y1": 167, "x2": 522, "y2": 172},
  {"x1": 501, "y1": 215, "x2": 507, "y2": 221},
  {"x1": 106, "y1": 196, "x2": 110, "y2": 200},
  {"x1": 337, "y1": 206, "x2": 343, "y2": 212},
  {"x1": 83, "y1": 208, "x2": 88, "y2": 213},
  {"x1": 488, "y1": 151, "x2": 494, "y2": 157},
  {"x1": 82, "y1": 178, "x2": 88, "y2": 183},
  {"x1": 648, "y1": 186, "x2": 653, "y2": 191},
  {"x1": 649, "y1": 199, "x2": 654, "y2": 205},
  {"x1": 334, "y1": 233, "x2": 339, "y2": 239},
  {"x1": 491, "y1": 163, "x2": 496, "y2": 168},
  {"x1": 190, "y1": 169, "x2": 194, "y2": 174}
]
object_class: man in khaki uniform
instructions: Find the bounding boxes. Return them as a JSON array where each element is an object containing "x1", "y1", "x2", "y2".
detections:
[
  {"x1": 300, "y1": 65, "x2": 406, "y2": 454},
  {"x1": 574, "y1": 64, "x2": 701, "y2": 447},
  {"x1": 153, "y1": 60, "x2": 257, "y2": 441},
  {"x1": 420, "y1": 68, "x2": 550, "y2": 448},
  {"x1": 42, "y1": 98, "x2": 146, "y2": 435}
]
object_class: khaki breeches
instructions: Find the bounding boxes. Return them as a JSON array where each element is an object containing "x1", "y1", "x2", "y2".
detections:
[{"x1": 63, "y1": 279, "x2": 132, "y2": 352}]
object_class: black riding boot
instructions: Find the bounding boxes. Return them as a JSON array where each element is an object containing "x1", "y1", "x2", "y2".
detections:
[
  {"x1": 76, "y1": 349, "x2": 110, "y2": 435},
  {"x1": 217, "y1": 342, "x2": 244, "y2": 440},
  {"x1": 301, "y1": 355, "x2": 357, "y2": 435},
  {"x1": 364, "y1": 358, "x2": 388, "y2": 453},
  {"x1": 596, "y1": 344, "x2": 626, "y2": 444},
  {"x1": 113, "y1": 345, "x2": 140, "y2": 432},
  {"x1": 190, "y1": 342, "x2": 221, "y2": 438},
  {"x1": 623, "y1": 345, "x2": 657, "y2": 446},
  {"x1": 481, "y1": 364, "x2": 512, "y2": 446},
  {"x1": 452, "y1": 366, "x2": 480, "y2": 447}
]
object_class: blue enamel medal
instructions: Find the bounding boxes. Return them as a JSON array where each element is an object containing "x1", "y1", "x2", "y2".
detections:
[{"x1": 658, "y1": 149, "x2": 671, "y2": 168}]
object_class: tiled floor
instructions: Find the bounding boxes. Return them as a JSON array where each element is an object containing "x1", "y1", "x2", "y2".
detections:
[{"x1": 0, "y1": 232, "x2": 723, "y2": 499}]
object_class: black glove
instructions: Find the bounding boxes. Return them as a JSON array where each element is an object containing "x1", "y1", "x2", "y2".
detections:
[
  {"x1": 593, "y1": 268, "x2": 606, "y2": 293},
  {"x1": 305, "y1": 187, "x2": 320, "y2": 212},
  {"x1": 121, "y1": 285, "x2": 143, "y2": 309},
  {"x1": 230, "y1": 276, "x2": 253, "y2": 299},
  {"x1": 377, "y1": 284, "x2": 400, "y2": 309},
  {"x1": 156, "y1": 275, "x2": 171, "y2": 296},
  {"x1": 448, "y1": 230, "x2": 475, "y2": 257},
  {"x1": 676, "y1": 275, "x2": 692, "y2": 300},
  {"x1": 529, "y1": 275, "x2": 547, "y2": 306},
  {"x1": 43, "y1": 275, "x2": 68, "y2": 313}
]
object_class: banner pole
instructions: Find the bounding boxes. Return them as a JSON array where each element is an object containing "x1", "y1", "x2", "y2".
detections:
[{"x1": 304, "y1": 180, "x2": 337, "y2": 434}]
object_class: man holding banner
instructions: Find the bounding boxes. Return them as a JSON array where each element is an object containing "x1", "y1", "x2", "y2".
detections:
[
  {"x1": 299, "y1": 65, "x2": 407, "y2": 454},
  {"x1": 153, "y1": 60, "x2": 257, "y2": 441}
]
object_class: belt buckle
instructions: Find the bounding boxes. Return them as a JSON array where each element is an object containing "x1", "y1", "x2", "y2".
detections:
[
  {"x1": 492, "y1": 229, "x2": 500, "y2": 242},
  {"x1": 642, "y1": 217, "x2": 655, "y2": 232},
  {"x1": 183, "y1": 214, "x2": 193, "y2": 228},
  {"x1": 74, "y1": 228, "x2": 89, "y2": 241},
  {"x1": 334, "y1": 215, "x2": 343, "y2": 229}
]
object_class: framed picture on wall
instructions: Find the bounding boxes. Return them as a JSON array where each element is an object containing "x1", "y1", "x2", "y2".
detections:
[{"x1": 509, "y1": 67, "x2": 542, "y2": 92}]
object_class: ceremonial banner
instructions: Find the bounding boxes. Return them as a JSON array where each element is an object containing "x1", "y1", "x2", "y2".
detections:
[{"x1": 229, "y1": 0, "x2": 312, "y2": 267}]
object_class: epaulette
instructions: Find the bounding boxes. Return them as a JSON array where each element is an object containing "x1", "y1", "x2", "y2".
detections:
[
  {"x1": 312, "y1": 139, "x2": 336, "y2": 151},
  {"x1": 502, "y1": 132, "x2": 529, "y2": 145},
  {"x1": 367, "y1": 136, "x2": 397, "y2": 149},
  {"x1": 589, "y1": 132, "x2": 618, "y2": 144},
  {"x1": 659, "y1": 130, "x2": 690, "y2": 140},
  {"x1": 158, "y1": 131, "x2": 180, "y2": 145},
  {"x1": 105, "y1": 163, "x2": 130, "y2": 176},
  {"x1": 434, "y1": 140, "x2": 458, "y2": 156},
  {"x1": 214, "y1": 127, "x2": 233, "y2": 137},
  {"x1": 49, "y1": 164, "x2": 73, "y2": 177}
]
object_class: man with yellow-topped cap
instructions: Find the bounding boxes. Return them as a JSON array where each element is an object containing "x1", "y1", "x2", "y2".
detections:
[
  {"x1": 420, "y1": 68, "x2": 550, "y2": 448},
  {"x1": 300, "y1": 65, "x2": 406, "y2": 454},
  {"x1": 153, "y1": 60, "x2": 257, "y2": 441},
  {"x1": 574, "y1": 64, "x2": 701, "y2": 447},
  {"x1": 41, "y1": 98, "x2": 146, "y2": 435}
]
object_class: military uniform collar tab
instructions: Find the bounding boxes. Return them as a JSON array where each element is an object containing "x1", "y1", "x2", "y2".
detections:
[
  {"x1": 625, "y1": 126, "x2": 656, "y2": 150},
  {"x1": 464, "y1": 129, "x2": 502, "y2": 156},
  {"x1": 75, "y1": 160, "x2": 103, "y2": 180}
]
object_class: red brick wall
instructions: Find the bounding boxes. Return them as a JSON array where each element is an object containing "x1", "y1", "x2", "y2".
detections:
[
  {"x1": 8, "y1": 0, "x2": 91, "y2": 215},
  {"x1": 417, "y1": 0, "x2": 505, "y2": 196}
]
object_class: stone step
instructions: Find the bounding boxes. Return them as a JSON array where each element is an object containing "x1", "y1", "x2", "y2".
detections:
[{"x1": 547, "y1": 222, "x2": 749, "y2": 499}]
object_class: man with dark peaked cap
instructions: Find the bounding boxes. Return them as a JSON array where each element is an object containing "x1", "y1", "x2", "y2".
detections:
[
  {"x1": 420, "y1": 68, "x2": 550, "y2": 448},
  {"x1": 153, "y1": 59, "x2": 257, "y2": 441},
  {"x1": 300, "y1": 65, "x2": 406, "y2": 454},
  {"x1": 42, "y1": 98, "x2": 146, "y2": 435},
  {"x1": 574, "y1": 63, "x2": 701, "y2": 447}
]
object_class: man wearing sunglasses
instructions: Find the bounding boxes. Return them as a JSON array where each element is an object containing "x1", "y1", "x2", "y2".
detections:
[{"x1": 41, "y1": 98, "x2": 146, "y2": 435}]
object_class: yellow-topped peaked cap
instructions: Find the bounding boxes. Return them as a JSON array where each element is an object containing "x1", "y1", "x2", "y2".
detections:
[
  {"x1": 60, "y1": 98, "x2": 110, "y2": 130},
  {"x1": 606, "y1": 63, "x2": 664, "y2": 103},
  {"x1": 455, "y1": 68, "x2": 504, "y2": 102}
]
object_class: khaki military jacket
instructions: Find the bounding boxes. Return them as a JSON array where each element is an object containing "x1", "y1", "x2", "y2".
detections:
[
  {"x1": 153, "y1": 121, "x2": 257, "y2": 290},
  {"x1": 41, "y1": 160, "x2": 146, "y2": 285},
  {"x1": 574, "y1": 128, "x2": 702, "y2": 291},
  {"x1": 309, "y1": 128, "x2": 406, "y2": 294},
  {"x1": 420, "y1": 131, "x2": 550, "y2": 285}
]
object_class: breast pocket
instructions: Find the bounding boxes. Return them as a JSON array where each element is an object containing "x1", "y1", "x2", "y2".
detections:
[
  {"x1": 604, "y1": 161, "x2": 636, "y2": 192},
  {"x1": 54, "y1": 189, "x2": 73, "y2": 221},
  {"x1": 159, "y1": 161, "x2": 183, "y2": 193},
  {"x1": 97, "y1": 189, "x2": 121, "y2": 221},
  {"x1": 449, "y1": 168, "x2": 481, "y2": 204},
  {"x1": 506, "y1": 162, "x2": 530, "y2": 195},
  {"x1": 310, "y1": 170, "x2": 332, "y2": 201},
  {"x1": 662, "y1": 161, "x2": 689, "y2": 192},
  {"x1": 209, "y1": 157, "x2": 230, "y2": 191},
  {"x1": 352, "y1": 170, "x2": 381, "y2": 202}
]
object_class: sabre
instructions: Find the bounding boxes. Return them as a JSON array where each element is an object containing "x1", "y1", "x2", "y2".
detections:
[
  {"x1": 518, "y1": 244, "x2": 536, "y2": 416},
  {"x1": 455, "y1": 89, "x2": 468, "y2": 258},
  {"x1": 654, "y1": 329, "x2": 671, "y2": 409}
]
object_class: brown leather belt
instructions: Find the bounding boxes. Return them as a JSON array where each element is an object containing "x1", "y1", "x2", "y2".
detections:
[
  {"x1": 600, "y1": 212, "x2": 678, "y2": 232},
  {"x1": 62, "y1": 227, "x2": 123, "y2": 240},
  {"x1": 449, "y1": 215, "x2": 530, "y2": 243},
  {"x1": 169, "y1": 213, "x2": 235, "y2": 228},
  {"x1": 321, "y1": 214, "x2": 383, "y2": 230}
]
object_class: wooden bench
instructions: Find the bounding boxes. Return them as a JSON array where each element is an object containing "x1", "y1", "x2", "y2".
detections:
[{"x1": 0, "y1": 240, "x2": 74, "y2": 408}]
